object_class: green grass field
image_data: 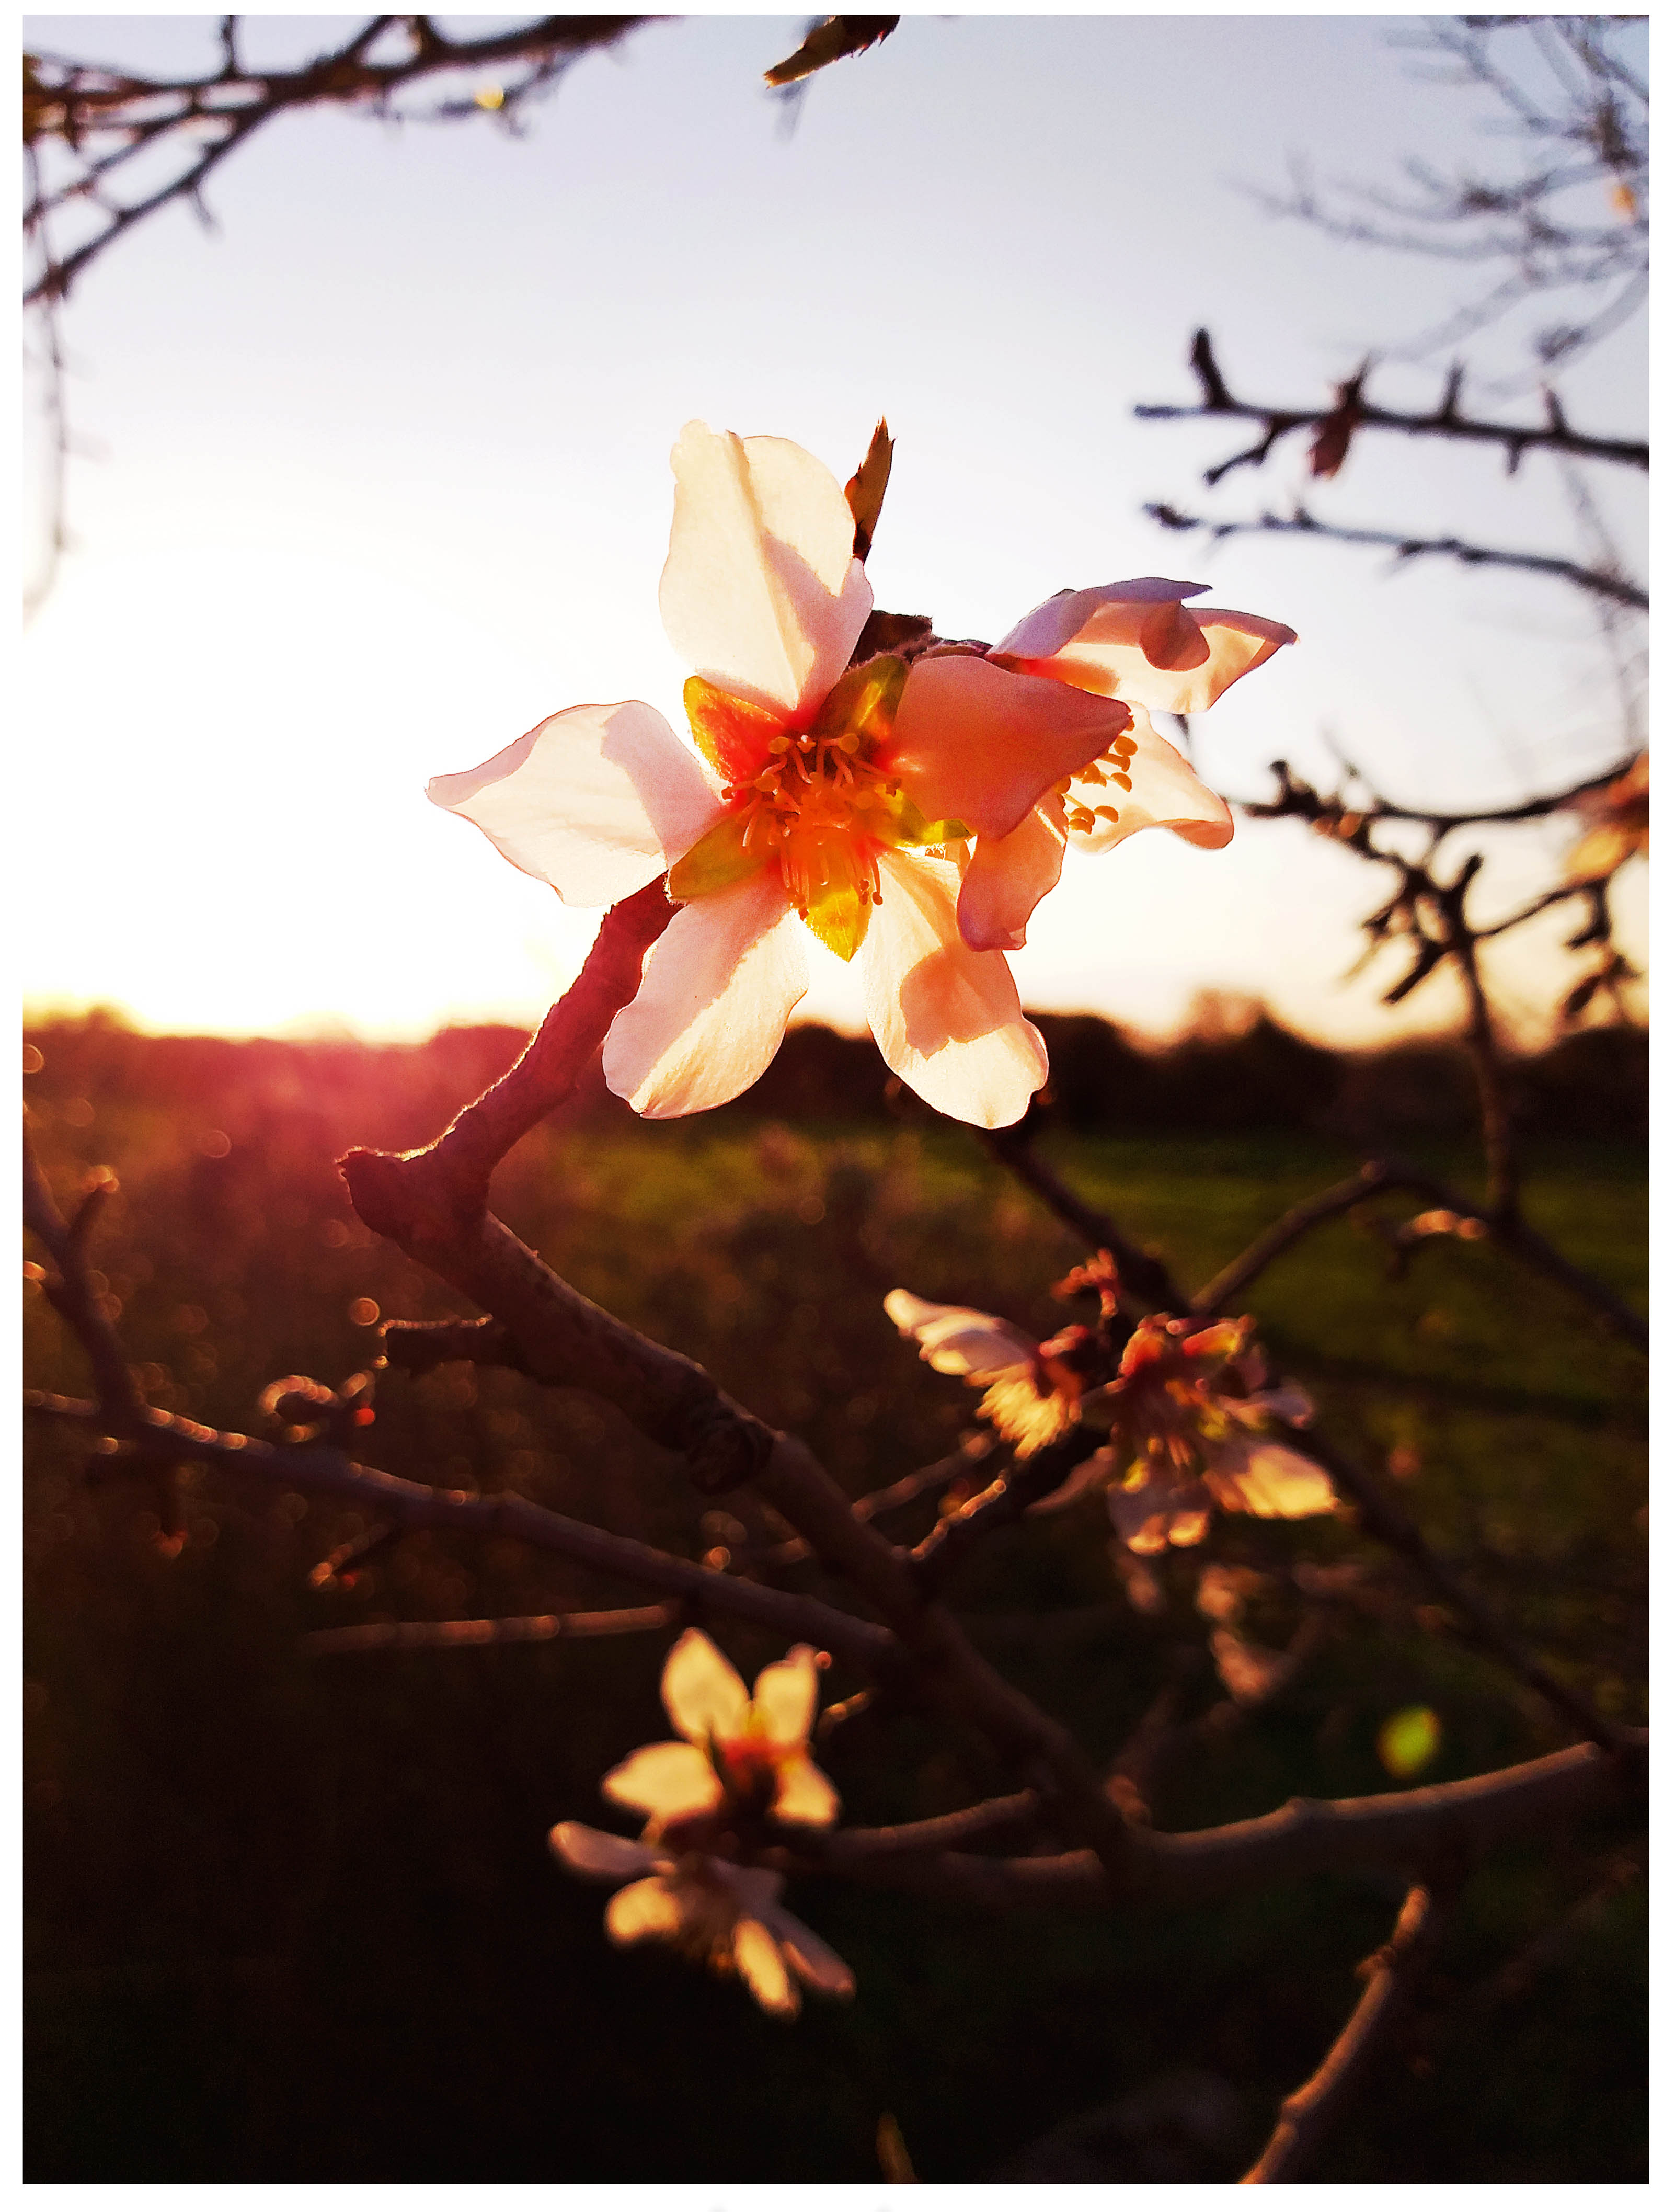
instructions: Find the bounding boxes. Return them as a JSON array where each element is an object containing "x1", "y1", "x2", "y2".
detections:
[{"x1": 24, "y1": 1033, "x2": 1647, "y2": 2181}]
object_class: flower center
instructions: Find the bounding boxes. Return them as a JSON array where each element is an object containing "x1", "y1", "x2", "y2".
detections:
[{"x1": 669, "y1": 655, "x2": 969, "y2": 961}]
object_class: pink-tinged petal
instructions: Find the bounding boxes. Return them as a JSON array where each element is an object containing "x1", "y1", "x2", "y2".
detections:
[
  {"x1": 428, "y1": 701, "x2": 723, "y2": 907},
  {"x1": 994, "y1": 577, "x2": 1211, "y2": 663},
  {"x1": 762, "y1": 1904, "x2": 856, "y2": 1998},
  {"x1": 1203, "y1": 1440, "x2": 1338, "y2": 1519},
  {"x1": 733, "y1": 1918, "x2": 798, "y2": 2018},
  {"x1": 714, "y1": 1861, "x2": 786, "y2": 1917},
  {"x1": 1068, "y1": 706, "x2": 1233, "y2": 854},
  {"x1": 884, "y1": 1289, "x2": 1039, "y2": 1377},
  {"x1": 1245, "y1": 1383, "x2": 1315, "y2": 1428},
  {"x1": 884, "y1": 657, "x2": 1132, "y2": 843},
  {"x1": 958, "y1": 800, "x2": 1068, "y2": 953},
  {"x1": 605, "y1": 1874, "x2": 686, "y2": 1946},
  {"x1": 1108, "y1": 1475, "x2": 1212, "y2": 1552},
  {"x1": 659, "y1": 421, "x2": 873, "y2": 722},
  {"x1": 751, "y1": 1646, "x2": 819, "y2": 1748},
  {"x1": 602, "y1": 1739, "x2": 724, "y2": 1820},
  {"x1": 771, "y1": 1754, "x2": 840, "y2": 1830},
  {"x1": 548, "y1": 1821, "x2": 660, "y2": 1882},
  {"x1": 602, "y1": 871, "x2": 808, "y2": 1118},
  {"x1": 660, "y1": 1627, "x2": 751, "y2": 1744},
  {"x1": 1003, "y1": 589, "x2": 1295, "y2": 716},
  {"x1": 861, "y1": 851, "x2": 1048, "y2": 1129}
]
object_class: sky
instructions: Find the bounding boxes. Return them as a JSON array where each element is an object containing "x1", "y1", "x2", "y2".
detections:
[{"x1": 20, "y1": 9, "x2": 1648, "y2": 1050}]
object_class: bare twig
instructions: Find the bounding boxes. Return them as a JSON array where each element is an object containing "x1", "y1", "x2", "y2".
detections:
[
  {"x1": 1137, "y1": 329, "x2": 1648, "y2": 483},
  {"x1": 979, "y1": 1126, "x2": 1190, "y2": 1313},
  {"x1": 1145, "y1": 501, "x2": 1647, "y2": 612},
  {"x1": 301, "y1": 1604, "x2": 676, "y2": 1656},
  {"x1": 1241, "y1": 1884, "x2": 1447, "y2": 2183}
]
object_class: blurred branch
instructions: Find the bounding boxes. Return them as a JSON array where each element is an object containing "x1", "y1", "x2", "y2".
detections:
[
  {"x1": 979, "y1": 1126, "x2": 1190, "y2": 1314},
  {"x1": 1242, "y1": 1883, "x2": 1447, "y2": 2183},
  {"x1": 24, "y1": 16, "x2": 657, "y2": 307},
  {"x1": 1145, "y1": 500, "x2": 1647, "y2": 612},
  {"x1": 301, "y1": 1603, "x2": 676, "y2": 1656},
  {"x1": 1137, "y1": 329, "x2": 1647, "y2": 485}
]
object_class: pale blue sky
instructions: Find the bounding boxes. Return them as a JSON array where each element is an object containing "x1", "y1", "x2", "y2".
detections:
[{"x1": 21, "y1": 12, "x2": 1647, "y2": 1045}]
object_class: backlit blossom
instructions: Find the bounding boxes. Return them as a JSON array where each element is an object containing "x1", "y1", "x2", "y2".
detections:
[
  {"x1": 549, "y1": 1825, "x2": 854, "y2": 2021},
  {"x1": 546, "y1": 1629, "x2": 853, "y2": 2020},
  {"x1": 601, "y1": 1627, "x2": 840, "y2": 1834},
  {"x1": 884, "y1": 1287, "x2": 1095, "y2": 1456},
  {"x1": 1039, "y1": 1313, "x2": 1335, "y2": 1553},
  {"x1": 957, "y1": 579, "x2": 1297, "y2": 953},
  {"x1": 430, "y1": 423, "x2": 1141, "y2": 1127}
]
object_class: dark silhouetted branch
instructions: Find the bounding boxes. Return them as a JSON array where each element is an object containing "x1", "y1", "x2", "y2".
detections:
[
  {"x1": 302, "y1": 1603, "x2": 676, "y2": 1656},
  {"x1": 1145, "y1": 501, "x2": 1647, "y2": 611}
]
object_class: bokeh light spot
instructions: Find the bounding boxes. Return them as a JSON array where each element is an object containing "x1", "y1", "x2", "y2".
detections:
[{"x1": 1377, "y1": 1704, "x2": 1442, "y2": 1778}]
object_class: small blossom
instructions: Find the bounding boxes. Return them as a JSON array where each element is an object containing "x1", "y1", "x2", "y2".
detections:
[
  {"x1": 603, "y1": 1627, "x2": 841, "y2": 1835},
  {"x1": 884, "y1": 1288, "x2": 1097, "y2": 1456},
  {"x1": 1037, "y1": 1313, "x2": 1335, "y2": 1553},
  {"x1": 549, "y1": 1823, "x2": 853, "y2": 2020}
]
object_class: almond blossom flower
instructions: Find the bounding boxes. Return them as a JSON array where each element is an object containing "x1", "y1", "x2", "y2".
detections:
[
  {"x1": 883, "y1": 1287, "x2": 1097, "y2": 1456},
  {"x1": 549, "y1": 1825, "x2": 853, "y2": 2021},
  {"x1": 954, "y1": 579, "x2": 1298, "y2": 953},
  {"x1": 429, "y1": 423, "x2": 1143, "y2": 1127},
  {"x1": 547, "y1": 1629, "x2": 852, "y2": 2019},
  {"x1": 600, "y1": 1627, "x2": 840, "y2": 1834},
  {"x1": 1040, "y1": 1313, "x2": 1335, "y2": 1553}
]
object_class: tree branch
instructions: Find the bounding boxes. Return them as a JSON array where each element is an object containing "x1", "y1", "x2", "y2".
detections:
[
  {"x1": 1145, "y1": 501, "x2": 1647, "y2": 611},
  {"x1": 1241, "y1": 1883, "x2": 1446, "y2": 2183}
]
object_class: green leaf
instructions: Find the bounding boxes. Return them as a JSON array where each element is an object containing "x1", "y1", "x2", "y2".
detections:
[
  {"x1": 763, "y1": 15, "x2": 900, "y2": 90},
  {"x1": 666, "y1": 809, "x2": 767, "y2": 902}
]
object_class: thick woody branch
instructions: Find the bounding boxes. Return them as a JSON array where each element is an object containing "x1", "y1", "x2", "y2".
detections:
[
  {"x1": 1241, "y1": 1884, "x2": 1446, "y2": 2183},
  {"x1": 1136, "y1": 330, "x2": 1648, "y2": 481},
  {"x1": 1146, "y1": 501, "x2": 1647, "y2": 611}
]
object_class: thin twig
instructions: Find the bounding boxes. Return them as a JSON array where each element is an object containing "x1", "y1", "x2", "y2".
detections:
[
  {"x1": 979, "y1": 1127, "x2": 1190, "y2": 1313},
  {"x1": 1146, "y1": 501, "x2": 1647, "y2": 611},
  {"x1": 1241, "y1": 1884, "x2": 1447, "y2": 2183},
  {"x1": 302, "y1": 1603, "x2": 675, "y2": 1656}
]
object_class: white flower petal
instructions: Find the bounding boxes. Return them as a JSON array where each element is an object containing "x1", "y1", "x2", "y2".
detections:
[
  {"x1": 762, "y1": 1903, "x2": 856, "y2": 1998},
  {"x1": 604, "y1": 1874, "x2": 687, "y2": 1946},
  {"x1": 661, "y1": 1628, "x2": 752, "y2": 1745},
  {"x1": 1068, "y1": 706, "x2": 1233, "y2": 855},
  {"x1": 732, "y1": 1917, "x2": 798, "y2": 2019},
  {"x1": 957, "y1": 800, "x2": 1068, "y2": 953},
  {"x1": 886, "y1": 656, "x2": 1132, "y2": 843},
  {"x1": 883, "y1": 1289, "x2": 1040, "y2": 1378},
  {"x1": 1025, "y1": 1446, "x2": 1115, "y2": 1516},
  {"x1": 602, "y1": 1739, "x2": 725, "y2": 1820},
  {"x1": 771, "y1": 1754, "x2": 841, "y2": 1830},
  {"x1": 548, "y1": 1821, "x2": 660, "y2": 1882},
  {"x1": 1245, "y1": 1384, "x2": 1315, "y2": 1428},
  {"x1": 428, "y1": 701, "x2": 722, "y2": 906},
  {"x1": 751, "y1": 1646, "x2": 819, "y2": 1748},
  {"x1": 602, "y1": 871, "x2": 808, "y2": 1118},
  {"x1": 1204, "y1": 1440, "x2": 1338, "y2": 1519},
  {"x1": 861, "y1": 851, "x2": 1047, "y2": 1130},
  {"x1": 659, "y1": 421, "x2": 873, "y2": 721}
]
